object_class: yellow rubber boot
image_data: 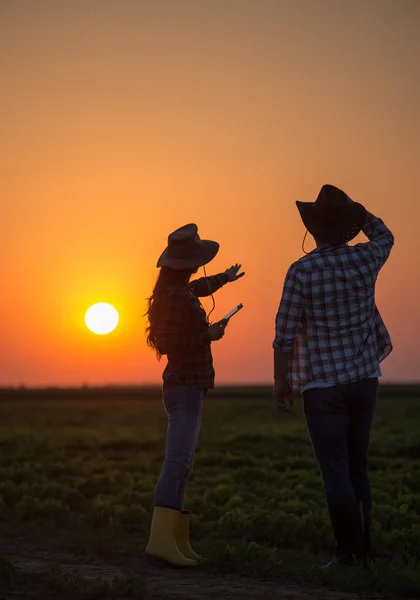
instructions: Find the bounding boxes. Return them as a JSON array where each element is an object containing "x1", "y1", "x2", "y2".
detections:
[
  {"x1": 145, "y1": 506, "x2": 198, "y2": 567},
  {"x1": 175, "y1": 510, "x2": 203, "y2": 561}
]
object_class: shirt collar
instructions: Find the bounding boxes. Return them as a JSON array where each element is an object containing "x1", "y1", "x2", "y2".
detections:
[{"x1": 312, "y1": 242, "x2": 347, "y2": 253}]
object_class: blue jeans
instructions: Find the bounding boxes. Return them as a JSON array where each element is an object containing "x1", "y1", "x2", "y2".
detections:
[
  {"x1": 154, "y1": 386, "x2": 205, "y2": 510},
  {"x1": 303, "y1": 378, "x2": 378, "y2": 508}
]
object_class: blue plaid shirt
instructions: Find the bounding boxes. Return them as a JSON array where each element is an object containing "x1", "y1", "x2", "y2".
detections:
[{"x1": 273, "y1": 218, "x2": 394, "y2": 391}]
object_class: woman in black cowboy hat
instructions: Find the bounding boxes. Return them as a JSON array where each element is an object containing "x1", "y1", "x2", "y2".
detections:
[
  {"x1": 273, "y1": 184, "x2": 394, "y2": 571},
  {"x1": 145, "y1": 223, "x2": 244, "y2": 567}
]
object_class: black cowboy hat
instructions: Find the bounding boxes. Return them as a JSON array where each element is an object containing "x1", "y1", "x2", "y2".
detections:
[
  {"x1": 157, "y1": 223, "x2": 219, "y2": 270},
  {"x1": 296, "y1": 184, "x2": 367, "y2": 246}
]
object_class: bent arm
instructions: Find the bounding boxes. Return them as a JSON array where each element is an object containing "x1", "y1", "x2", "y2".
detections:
[{"x1": 360, "y1": 215, "x2": 394, "y2": 272}]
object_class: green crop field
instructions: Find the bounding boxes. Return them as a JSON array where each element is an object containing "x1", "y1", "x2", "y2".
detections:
[{"x1": 0, "y1": 387, "x2": 420, "y2": 599}]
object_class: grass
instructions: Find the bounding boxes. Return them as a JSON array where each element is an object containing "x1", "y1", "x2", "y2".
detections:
[{"x1": 0, "y1": 388, "x2": 420, "y2": 598}]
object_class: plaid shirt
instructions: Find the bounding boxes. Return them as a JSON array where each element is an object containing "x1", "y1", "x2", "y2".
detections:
[
  {"x1": 273, "y1": 218, "x2": 394, "y2": 391},
  {"x1": 156, "y1": 273, "x2": 229, "y2": 390}
]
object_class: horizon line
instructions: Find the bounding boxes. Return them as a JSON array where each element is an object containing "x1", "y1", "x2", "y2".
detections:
[{"x1": 1, "y1": 381, "x2": 419, "y2": 391}]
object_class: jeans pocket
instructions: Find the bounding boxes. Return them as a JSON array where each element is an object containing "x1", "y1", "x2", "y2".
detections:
[{"x1": 163, "y1": 386, "x2": 189, "y2": 411}]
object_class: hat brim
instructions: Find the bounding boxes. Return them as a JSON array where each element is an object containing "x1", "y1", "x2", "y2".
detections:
[
  {"x1": 296, "y1": 200, "x2": 366, "y2": 245},
  {"x1": 157, "y1": 239, "x2": 219, "y2": 269}
]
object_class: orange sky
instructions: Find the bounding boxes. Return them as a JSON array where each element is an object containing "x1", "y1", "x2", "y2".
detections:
[{"x1": 1, "y1": 0, "x2": 419, "y2": 386}]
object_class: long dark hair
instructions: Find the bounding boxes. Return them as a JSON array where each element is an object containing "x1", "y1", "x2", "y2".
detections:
[{"x1": 145, "y1": 267, "x2": 196, "y2": 359}]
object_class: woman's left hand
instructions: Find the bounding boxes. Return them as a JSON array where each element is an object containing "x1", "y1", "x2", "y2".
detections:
[{"x1": 225, "y1": 264, "x2": 245, "y2": 282}]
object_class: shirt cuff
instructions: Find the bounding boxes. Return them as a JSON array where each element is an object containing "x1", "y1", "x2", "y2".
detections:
[{"x1": 273, "y1": 339, "x2": 294, "y2": 352}]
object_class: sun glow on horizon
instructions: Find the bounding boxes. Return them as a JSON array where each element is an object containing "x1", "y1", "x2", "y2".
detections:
[{"x1": 85, "y1": 303, "x2": 119, "y2": 335}]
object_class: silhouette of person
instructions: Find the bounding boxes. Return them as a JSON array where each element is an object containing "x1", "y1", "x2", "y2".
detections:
[
  {"x1": 273, "y1": 185, "x2": 394, "y2": 570},
  {"x1": 145, "y1": 223, "x2": 244, "y2": 566}
]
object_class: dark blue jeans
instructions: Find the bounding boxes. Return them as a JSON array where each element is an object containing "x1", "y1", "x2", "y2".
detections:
[
  {"x1": 154, "y1": 386, "x2": 205, "y2": 510},
  {"x1": 303, "y1": 378, "x2": 378, "y2": 508}
]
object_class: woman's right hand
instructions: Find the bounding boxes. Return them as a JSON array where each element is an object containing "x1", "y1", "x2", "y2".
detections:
[{"x1": 208, "y1": 319, "x2": 228, "y2": 341}]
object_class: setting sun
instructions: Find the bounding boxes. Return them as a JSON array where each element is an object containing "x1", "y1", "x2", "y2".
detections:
[{"x1": 84, "y1": 303, "x2": 119, "y2": 335}]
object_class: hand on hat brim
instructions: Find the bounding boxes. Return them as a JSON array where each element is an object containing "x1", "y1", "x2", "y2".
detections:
[{"x1": 296, "y1": 201, "x2": 366, "y2": 246}]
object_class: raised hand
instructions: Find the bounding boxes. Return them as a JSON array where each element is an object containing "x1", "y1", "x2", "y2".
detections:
[{"x1": 225, "y1": 264, "x2": 245, "y2": 282}]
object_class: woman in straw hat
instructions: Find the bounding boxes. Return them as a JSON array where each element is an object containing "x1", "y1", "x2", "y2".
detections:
[
  {"x1": 273, "y1": 184, "x2": 394, "y2": 571},
  {"x1": 144, "y1": 223, "x2": 244, "y2": 566}
]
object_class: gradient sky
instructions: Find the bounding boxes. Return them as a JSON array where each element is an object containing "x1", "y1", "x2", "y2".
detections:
[{"x1": 1, "y1": 0, "x2": 419, "y2": 387}]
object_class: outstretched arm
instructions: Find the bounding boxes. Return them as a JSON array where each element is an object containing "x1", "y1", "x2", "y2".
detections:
[
  {"x1": 189, "y1": 273, "x2": 229, "y2": 297},
  {"x1": 189, "y1": 264, "x2": 245, "y2": 297}
]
